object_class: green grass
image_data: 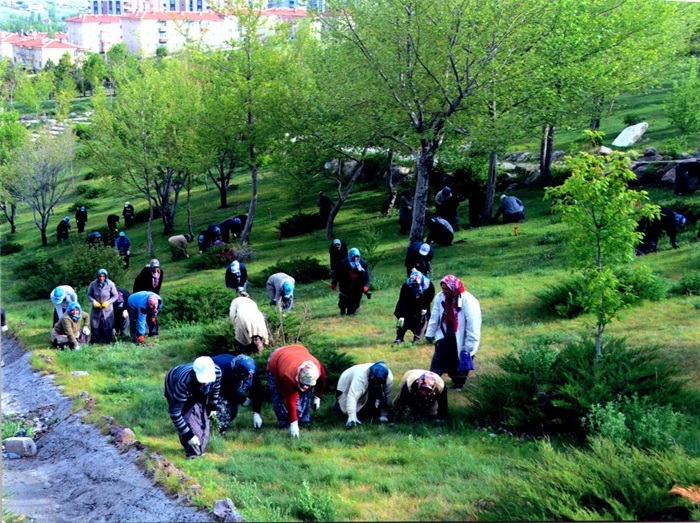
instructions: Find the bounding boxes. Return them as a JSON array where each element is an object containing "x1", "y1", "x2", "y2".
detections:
[{"x1": 2, "y1": 97, "x2": 700, "y2": 520}]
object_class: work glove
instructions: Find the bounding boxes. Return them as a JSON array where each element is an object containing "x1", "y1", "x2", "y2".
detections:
[
  {"x1": 330, "y1": 283, "x2": 336, "y2": 290},
  {"x1": 241, "y1": 397, "x2": 252, "y2": 408},
  {"x1": 137, "y1": 335, "x2": 145, "y2": 344},
  {"x1": 82, "y1": 327, "x2": 91, "y2": 336},
  {"x1": 101, "y1": 302, "x2": 109, "y2": 309},
  {"x1": 312, "y1": 396, "x2": 321, "y2": 411},
  {"x1": 379, "y1": 416, "x2": 389, "y2": 423},
  {"x1": 122, "y1": 310, "x2": 129, "y2": 319},
  {"x1": 253, "y1": 412, "x2": 263, "y2": 429},
  {"x1": 93, "y1": 300, "x2": 101, "y2": 309},
  {"x1": 346, "y1": 414, "x2": 361, "y2": 429},
  {"x1": 397, "y1": 317, "x2": 404, "y2": 328},
  {"x1": 420, "y1": 309, "x2": 427, "y2": 316},
  {"x1": 363, "y1": 286, "x2": 369, "y2": 293},
  {"x1": 199, "y1": 250, "x2": 203, "y2": 254},
  {"x1": 73, "y1": 344, "x2": 81, "y2": 351},
  {"x1": 425, "y1": 335, "x2": 435, "y2": 344},
  {"x1": 289, "y1": 420, "x2": 300, "y2": 438},
  {"x1": 236, "y1": 286, "x2": 245, "y2": 293},
  {"x1": 1, "y1": 325, "x2": 7, "y2": 332},
  {"x1": 126, "y1": 251, "x2": 131, "y2": 256},
  {"x1": 209, "y1": 410, "x2": 217, "y2": 419},
  {"x1": 150, "y1": 316, "x2": 156, "y2": 323},
  {"x1": 187, "y1": 434, "x2": 201, "y2": 455}
]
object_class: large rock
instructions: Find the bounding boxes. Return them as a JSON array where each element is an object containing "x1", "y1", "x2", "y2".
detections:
[
  {"x1": 213, "y1": 499, "x2": 243, "y2": 523},
  {"x1": 661, "y1": 167, "x2": 676, "y2": 185},
  {"x1": 552, "y1": 150, "x2": 566, "y2": 160},
  {"x1": 598, "y1": 146, "x2": 612, "y2": 156},
  {"x1": 611, "y1": 122, "x2": 648, "y2": 147},
  {"x1": 523, "y1": 170, "x2": 541, "y2": 187},
  {"x1": 3, "y1": 437, "x2": 37, "y2": 457}
]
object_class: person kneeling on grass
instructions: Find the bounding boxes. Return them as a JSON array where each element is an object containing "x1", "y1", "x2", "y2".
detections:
[
  {"x1": 211, "y1": 354, "x2": 263, "y2": 434},
  {"x1": 127, "y1": 291, "x2": 162, "y2": 344},
  {"x1": 164, "y1": 356, "x2": 221, "y2": 459},
  {"x1": 267, "y1": 344, "x2": 327, "y2": 438},
  {"x1": 334, "y1": 361, "x2": 393, "y2": 429},
  {"x1": 50, "y1": 301, "x2": 90, "y2": 350},
  {"x1": 392, "y1": 370, "x2": 447, "y2": 421}
]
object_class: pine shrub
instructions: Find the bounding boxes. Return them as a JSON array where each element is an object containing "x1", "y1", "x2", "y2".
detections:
[
  {"x1": 480, "y1": 437, "x2": 700, "y2": 521},
  {"x1": 161, "y1": 284, "x2": 232, "y2": 326},
  {"x1": 293, "y1": 480, "x2": 336, "y2": 522},
  {"x1": 61, "y1": 240, "x2": 128, "y2": 291},
  {"x1": 14, "y1": 250, "x2": 64, "y2": 300},
  {"x1": 0, "y1": 239, "x2": 23, "y2": 256},
  {"x1": 277, "y1": 212, "x2": 324, "y2": 238},
  {"x1": 671, "y1": 272, "x2": 700, "y2": 296},
  {"x1": 256, "y1": 257, "x2": 329, "y2": 286}
]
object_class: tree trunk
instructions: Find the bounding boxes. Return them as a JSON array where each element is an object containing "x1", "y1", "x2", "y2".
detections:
[
  {"x1": 409, "y1": 146, "x2": 434, "y2": 244},
  {"x1": 325, "y1": 161, "x2": 366, "y2": 240},
  {"x1": 481, "y1": 150, "x2": 498, "y2": 223},
  {"x1": 219, "y1": 176, "x2": 228, "y2": 209},
  {"x1": 10, "y1": 202, "x2": 16, "y2": 234},
  {"x1": 595, "y1": 323, "x2": 604, "y2": 362},
  {"x1": 539, "y1": 124, "x2": 555, "y2": 186},
  {"x1": 186, "y1": 182, "x2": 194, "y2": 237},
  {"x1": 41, "y1": 227, "x2": 47, "y2": 247},
  {"x1": 147, "y1": 199, "x2": 154, "y2": 258},
  {"x1": 590, "y1": 118, "x2": 600, "y2": 131},
  {"x1": 240, "y1": 162, "x2": 257, "y2": 246},
  {"x1": 383, "y1": 151, "x2": 397, "y2": 216}
]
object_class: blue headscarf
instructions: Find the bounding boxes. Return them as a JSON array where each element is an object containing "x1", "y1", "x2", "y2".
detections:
[
  {"x1": 231, "y1": 355, "x2": 256, "y2": 397},
  {"x1": 368, "y1": 361, "x2": 389, "y2": 383},
  {"x1": 80, "y1": 206, "x2": 85, "y2": 212},
  {"x1": 66, "y1": 301, "x2": 82, "y2": 322},
  {"x1": 51, "y1": 286, "x2": 65, "y2": 304},
  {"x1": 348, "y1": 248, "x2": 363, "y2": 271},
  {"x1": 282, "y1": 280, "x2": 294, "y2": 298},
  {"x1": 97, "y1": 268, "x2": 108, "y2": 288},
  {"x1": 406, "y1": 269, "x2": 430, "y2": 295},
  {"x1": 63, "y1": 216, "x2": 70, "y2": 224}
]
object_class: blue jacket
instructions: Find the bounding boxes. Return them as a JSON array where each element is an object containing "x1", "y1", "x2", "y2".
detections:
[
  {"x1": 115, "y1": 235, "x2": 131, "y2": 255},
  {"x1": 127, "y1": 291, "x2": 162, "y2": 336}
]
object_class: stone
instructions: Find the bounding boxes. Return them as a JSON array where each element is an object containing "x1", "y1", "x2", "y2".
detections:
[
  {"x1": 498, "y1": 162, "x2": 517, "y2": 171},
  {"x1": 70, "y1": 371, "x2": 89, "y2": 377},
  {"x1": 598, "y1": 146, "x2": 612, "y2": 155},
  {"x1": 213, "y1": 498, "x2": 243, "y2": 523},
  {"x1": 3, "y1": 437, "x2": 37, "y2": 457},
  {"x1": 694, "y1": 147, "x2": 700, "y2": 158},
  {"x1": 115, "y1": 428, "x2": 136, "y2": 446},
  {"x1": 552, "y1": 150, "x2": 566, "y2": 160},
  {"x1": 611, "y1": 122, "x2": 648, "y2": 147},
  {"x1": 644, "y1": 147, "x2": 658, "y2": 156},
  {"x1": 523, "y1": 170, "x2": 541, "y2": 187},
  {"x1": 661, "y1": 168, "x2": 676, "y2": 185}
]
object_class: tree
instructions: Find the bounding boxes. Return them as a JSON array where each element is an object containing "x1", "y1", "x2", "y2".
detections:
[
  {"x1": 5, "y1": 129, "x2": 75, "y2": 246},
  {"x1": 545, "y1": 152, "x2": 657, "y2": 360},
  {"x1": 321, "y1": 0, "x2": 556, "y2": 243},
  {"x1": 81, "y1": 53, "x2": 108, "y2": 96},
  {"x1": 0, "y1": 109, "x2": 27, "y2": 234},
  {"x1": 665, "y1": 58, "x2": 700, "y2": 135},
  {"x1": 1, "y1": 57, "x2": 19, "y2": 108},
  {"x1": 15, "y1": 70, "x2": 54, "y2": 118}
]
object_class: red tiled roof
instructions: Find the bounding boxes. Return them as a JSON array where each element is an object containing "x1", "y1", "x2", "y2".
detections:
[
  {"x1": 66, "y1": 15, "x2": 121, "y2": 23},
  {"x1": 13, "y1": 37, "x2": 84, "y2": 49},
  {"x1": 262, "y1": 8, "x2": 308, "y2": 18},
  {"x1": 0, "y1": 32, "x2": 25, "y2": 43},
  {"x1": 121, "y1": 11, "x2": 224, "y2": 21}
]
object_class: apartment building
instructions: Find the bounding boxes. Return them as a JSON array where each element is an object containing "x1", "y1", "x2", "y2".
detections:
[{"x1": 66, "y1": 15, "x2": 122, "y2": 54}]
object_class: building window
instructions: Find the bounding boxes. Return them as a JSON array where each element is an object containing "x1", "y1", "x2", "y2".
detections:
[
  {"x1": 93, "y1": 0, "x2": 98, "y2": 12},
  {"x1": 196, "y1": 0, "x2": 202, "y2": 9},
  {"x1": 169, "y1": 1, "x2": 175, "y2": 9},
  {"x1": 189, "y1": 0, "x2": 192, "y2": 10}
]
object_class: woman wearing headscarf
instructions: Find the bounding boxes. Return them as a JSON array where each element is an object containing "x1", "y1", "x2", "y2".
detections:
[
  {"x1": 392, "y1": 369, "x2": 447, "y2": 421},
  {"x1": 334, "y1": 361, "x2": 393, "y2": 429},
  {"x1": 127, "y1": 291, "x2": 162, "y2": 344},
  {"x1": 56, "y1": 216, "x2": 71, "y2": 242},
  {"x1": 267, "y1": 344, "x2": 327, "y2": 438},
  {"x1": 133, "y1": 259, "x2": 164, "y2": 294},
  {"x1": 225, "y1": 260, "x2": 248, "y2": 292},
  {"x1": 113, "y1": 288, "x2": 131, "y2": 338},
  {"x1": 75, "y1": 205, "x2": 88, "y2": 233},
  {"x1": 51, "y1": 301, "x2": 90, "y2": 350},
  {"x1": 50, "y1": 285, "x2": 78, "y2": 325},
  {"x1": 266, "y1": 272, "x2": 295, "y2": 312},
  {"x1": 229, "y1": 295, "x2": 270, "y2": 354},
  {"x1": 87, "y1": 268, "x2": 119, "y2": 344},
  {"x1": 328, "y1": 239, "x2": 348, "y2": 277},
  {"x1": 330, "y1": 247, "x2": 370, "y2": 316},
  {"x1": 393, "y1": 269, "x2": 435, "y2": 344},
  {"x1": 211, "y1": 354, "x2": 263, "y2": 433},
  {"x1": 425, "y1": 275, "x2": 481, "y2": 391}
]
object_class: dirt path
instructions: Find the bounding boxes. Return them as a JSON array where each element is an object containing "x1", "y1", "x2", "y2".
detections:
[{"x1": 2, "y1": 335, "x2": 216, "y2": 523}]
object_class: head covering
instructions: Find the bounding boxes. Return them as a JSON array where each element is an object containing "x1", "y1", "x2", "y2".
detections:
[
  {"x1": 63, "y1": 216, "x2": 70, "y2": 223},
  {"x1": 229, "y1": 260, "x2": 241, "y2": 275},
  {"x1": 675, "y1": 212, "x2": 687, "y2": 227},
  {"x1": 416, "y1": 372, "x2": 437, "y2": 393},
  {"x1": 80, "y1": 206, "x2": 85, "y2": 211},
  {"x1": 443, "y1": 186, "x2": 451, "y2": 193},
  {"x1": 419, "y1": 243, "x2": 431, "y2": 256},
  {"x1": 348, "y1": 248, "x2": 363, "y2": 271},
  {"x1": 297, "y1": 361, "x2": 320, "y2": 388},
  {"x1": 97, "y1": 268, "x2": 108, "y2": 287},
  {"x1": 66, "y1": 301, "x2": 82, "y2": 321},
  {"x1": 92, "y1": 231, "x2": 102, "y2": 238},
  {"x1": 231, "y1": 355, "x2": 256, "y2": 396},
  {"x1": 440, "y1": 275, "x2": 466, "y2": 332},
  {"x1": 125, "y1": 202, "x2": 130, "y2": 207},
  {"x1": 149, "y1": 259, "x2": 160, "y2": 270},
  {"x1": 407, "y1": 269, "x2": 430, "y2": 295},
  {"x1": 146, "y1": 293, "x2": 159, "y2": 311},
  {"x1": 368, "y1": 361, "x2": 389, "y2": 383},
  {"x1": 332, "y1": 239, "x2": 341, "y2": 246},
  {"x1": 282, "y1": 280, "x2": 294, "y2": 298},
  {"x1": 119, "y1": 231, "x2": 126, "y2": 237},
  {"x1": 192, "y1": 356, "x2": 216, "y2": 384},
  {"x1": 214, "y1": 226, "x2": 221, "y2": 234},
  {"x1": 51, "y1": 287, "x2": 65, "y2": 304},
  {"x1": 233, "y1": 218, "x2": 241, "y2": 225},
  {"x1": 500, "y1": 194, "x2": 507, "y2": 200}
]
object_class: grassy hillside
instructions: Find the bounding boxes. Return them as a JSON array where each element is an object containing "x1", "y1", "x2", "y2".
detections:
[{"x1": 2, "y1": 140, "x2": 700, "y2": 520}]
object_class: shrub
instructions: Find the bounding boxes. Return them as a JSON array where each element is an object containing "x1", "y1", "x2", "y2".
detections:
[
  {"x1": 358, "y1": 152, "x2": 390, "y2": 188},
  {"x1": 256, "y1": 257, "x2": 329, "y2": 286},
  {"x1": 160, "y1": 284, "x2": 232, "y2": 326},
  {"x1": 293, "y1": 480, "x2": 336, "y2": 522},
  {"x1": 313, "y1": 344, "x2": 356, "y2": 393},
  {"x1": 536, "y1": 232, "x2": 563, "y2": 245},
  {"x1": 623, "y1": 113, "x2": 642, "y2": 126},
  {"x1": 358, "y1": 223, "x2": 385, "y2": 272},
  {"x1": 75, "y1": 184, "x2": 102, "y2": 200},
  {"x1": 61, "y1": 240, "x2": 128, "y2": 292},
  {"x1": 469, "y1": 337, "x2": 692, "y2": 438},
  {"x1": 584, "y1": 395, "x2": 688, "y2": 451},
  {"x1": 198, "y1": 318, "x2": 238, "y2": 355},
  {"x1": 14, "y1": 250, "x2": 64, "y2": 300},
  {"x1": 266, "y1": 306, "x2": 315, "y2": 347},
  {"x1": 535, "y1": 277, "x2": 586, "y2": 318},
  {"x1": 187, "y1": 245, "x2": 235, "y2": 271},
  {"x1": 277, "y1": 212, "x2": 324, "y2": 238},
  {"x1": 0, "y1": 239, "x2": 23, "y2": 256},
  {"x1": 480, "y1": 437, "x2": 700, "y2": 521},
  {"x1": 671, "y1": 272, "x2": 700, "y2": 296},
  {"x1": 74, "y1": 122, "x2": 94, "y2": 141},
  {"x1": 133, "y1": 206, "x2": 162, "y2": 224}
]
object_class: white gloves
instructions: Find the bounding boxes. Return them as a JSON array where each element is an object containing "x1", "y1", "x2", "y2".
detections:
[
  {"x1": 74, "y1": 344, "x2": 81, "y2": 351},
  {"x1": 242, "y1": 397, "x2": 251, "y2": 407},
  {"x1": 346, "y1": 414, "x2": 361, "y2": 429},
  {"x1": 312, "y1": 396, "x2": 321, "y2": 411},
  {"x1": 209, "y1": 410, "x2": 217, "y2": 419},
  {"x1": 82, "y1": 327, "x2": 90, "y2": 336},
  {"x1": 187, "y1": 435, "x2": 200, "y2": 447},
  {"x1": 237, "y1": 287, "x2": 244, "y2": 292},
  {"x1": 379, "y1": 416, "x2": 389, "y2": 423},
  {"x1": 289, "y1": 420, "x2": 299, "y2": 438},
  {"x1": 2, "y1": 325, "x2": 8, "y2": 332},
  {"x1": 122, "y1": 310, "x2": 129, "y2": 319},
  {"x1": 253, "y1": 412, "x2": 263, "y2": 429},
  {"x1": 397, "y1": 317, "x2": 404, "y2": 328},
  {"x1": 126, "y1": 251, "x2": 131, "y2": 256},
  {"x1": 420, "y1": 309, "x2": 427, "y2": 316}
]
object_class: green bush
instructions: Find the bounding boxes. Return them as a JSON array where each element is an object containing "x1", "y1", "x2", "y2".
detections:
[
  {"x1": 277, "y1": 212, "x2": 324, "y2": 238},
  {"x1": 160, "y1": 284, "x2": 232, "y2": 326},
  {"x1": 535, "y1": 277, "x2": 586, "y2": 318},
  {"x1": 584, "y1": 395, "x2": 688, "y2": 451},
  {"x1": 358, "y1": 223, "x2": 385, "y2": 272},
  {"x1": 187, "y1": 245, "x2": 234, "y2": 271},
  {"x1": 0, "y1": 239, "x2": 23, "y2": 256},
  {"x1": 293, "y1": 480, "x2": 336, "y2": 522},
  {"x1": 266, "y1": 307, "x2": 315, "y2": 347},
  {"x1": 198, "y1": 318, "x2": 238, "y2": 355},
  {"x1": 623, "y1": 113, "x2": 643, "y2": 126},
  {"x1": 61, "y1": 240, "x2": 128, "y2": 292},
  {"x1": 75, "y1": 184, "x2": 102, "y2": 200},
  {"x1": 256, "y1": 257, "x2": 329, "y2": 286},
  {"x1": 469, "y1": 337, "x2": 692, "y2": 438},
  {"x1": 357, "y1": 152, "x2": 390, "y2": 188},
  {"x1": 14, "y1": 250, "x2": 64, "y2": 300},
  {"x1": 671, "y1": 272, "x2": 700, "y2": 296},
  {"x1": 480, "y1": 437, "x2": 700, "y2": 521}
]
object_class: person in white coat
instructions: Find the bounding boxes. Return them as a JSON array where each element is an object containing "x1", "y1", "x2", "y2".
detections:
[
  {"x1": 229, "y1": 295, "x2": 270, "y2": 354},
  {"x1": 50, "y1": 285, "x2": 78, "y2": 326},
  {"x1": 334, "y1": 361, "x2": 393, "y2": 429},
  {"x1": 425, "y1": 275, "x2": 481, "y2": 391}
]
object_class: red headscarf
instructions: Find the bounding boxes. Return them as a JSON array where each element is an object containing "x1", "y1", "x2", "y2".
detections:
[{"x1": 440, "y1": 275, "x2": 465, "y2": 332}]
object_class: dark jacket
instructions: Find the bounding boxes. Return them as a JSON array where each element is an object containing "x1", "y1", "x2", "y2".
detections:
[
  {"x1": 329, "y1": 242, "x2": 349, "y2": 273},
  {"x1": 225, "y1": 261, "x2": 248, "y2": 290},
  {"x1": 56, "y1": 220, "x2": 70, "y2": 239},
  {"x1": 404, "y1": 241, "x2": 434, "y2": 274},
  {"x1": 133, "y1": 266, "x2": 164, "y2": 294},
  {"x1": 75, "y1": 208, "x2": 88, "y2": 224},
  {"x1": 164, "y1": 363, "x2": 222, "y2": 436},
  {"x1": 332, "y1": 258, "x2": 370, "y2": 292},
  {"x1": 211, "y1": 353, "x2": 262, "y2": 414},
  {"x1": 394, "y1": 282, "x2": 435, "y2": 322}
]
